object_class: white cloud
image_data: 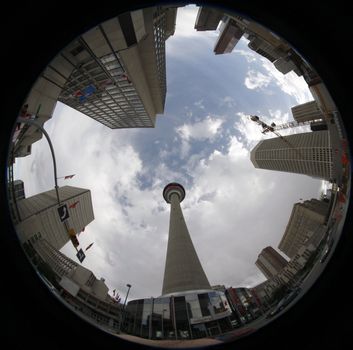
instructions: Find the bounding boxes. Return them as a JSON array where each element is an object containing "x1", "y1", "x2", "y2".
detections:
[
  {"x1": 166, "y1": 5, "x2": 218, "y2": 58},
  {"x1": 175, "y1": 116, "x2": 223, "y2": 159},
  {"x1": 219, "y1": 96, "x2": 237, "y2": 109},
  {"x1": 179, "y1": 129, "x2": 322, "y2": 288},
  {"x1": 176, "y1": 116, "x2": 224, "y2": 142},
  {"x1": 233, "y1": 48, "x2": 257, "y2": 63},
  {"x1": 173, "y1": 5, "x2": 218, "y2": 39},
  {"x1": 241, "y1": 50, "x2": 313, "y2": 105},
  {"x1": 260, "y1": 58, "x2": 313, "y2": 104},
  {"x1": 244, "y1": 70, "x2": 272, "y2": 90},
  {"x1": 234, "y1": 112, "x2": 263, "y2": 150},
  {"x1": 194, "y1": 99, "x2": 205, "y2": 109}
]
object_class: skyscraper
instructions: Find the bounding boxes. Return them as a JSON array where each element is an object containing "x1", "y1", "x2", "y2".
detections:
[
  {"x1": 250, "y1": 131, "x2": 333, "y2": 181},
  {"x1": 278, "y1": 199, "x2": 329, "y2": 258},
  {"x1": 16, "y1": 186, "x2": 94, "y2": 250},
  {"x1": 255, "y1": 246, "x2": 288, "y2": 279},
  {"x1": 194, "y1": 7, "x2": 223, "y2": 31},
  {"x1": 162, "y1": 183, "x2": 211, "y2": 295},
  {"x1": 46, "y1": 6, "x2": 177, "y2": 129},
  {"x1": 213, "y1": 18, "x2": 244, "y2": 54},
  {"x1": 194, "y1": 7, "x2": 316, "y2": 78},
  {"x1": 291, "y1": 100, "x2": 324, "y2": 123}
]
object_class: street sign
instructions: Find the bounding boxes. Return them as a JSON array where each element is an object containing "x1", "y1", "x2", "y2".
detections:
[
  {"x1": 57, "y1": 204, "x2": 69, "y2": 222},
  {"x1": 76, "y1": 249, "x2": 86, "y2": 263}
]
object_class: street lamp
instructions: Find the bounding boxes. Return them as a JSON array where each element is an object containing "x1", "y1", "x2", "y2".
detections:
[
  {"x1": 162, "y1": 308, "x2": 167, "y2": 339},
  {"x1": 16, "y1": 118, "x2": 84, "y2": 252},
  {"x1": 17, "y1": 118, "x2": 61, "y2": 204},
  {"x1": 123, "y1": 283, "x2": 132, "y2": 308},
  {"x1": 119, "y1": 283, "x2": 131, "y2": 332}
]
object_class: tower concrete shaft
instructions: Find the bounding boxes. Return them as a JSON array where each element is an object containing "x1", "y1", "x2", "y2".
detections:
[{"x1": 162, "y1": 183, "x2": 210, "y2": 295}]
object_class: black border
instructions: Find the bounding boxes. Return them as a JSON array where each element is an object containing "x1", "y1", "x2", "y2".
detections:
[{"x1": 1, "y1": 1, "x2": 352, "y2": 349}]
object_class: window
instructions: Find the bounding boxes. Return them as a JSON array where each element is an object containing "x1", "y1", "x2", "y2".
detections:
[
  {"x1": 198, "y1": 293, "x2": 211, "y2": 317},
  {"x1": 70, "y1": 45, "x2": 84, "y2": 56}
]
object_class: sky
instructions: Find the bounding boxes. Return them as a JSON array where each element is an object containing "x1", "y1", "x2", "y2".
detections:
[{"x1": 14, "y1": 5, "x2": 325, "y2": 301}]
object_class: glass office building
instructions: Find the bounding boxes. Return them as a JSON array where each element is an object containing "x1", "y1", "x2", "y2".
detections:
[{"x1": 123, "y1": 289, "x2": 234, "y2": 340}]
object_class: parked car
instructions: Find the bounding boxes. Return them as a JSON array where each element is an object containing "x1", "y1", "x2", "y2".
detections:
[
  {"x1": 231, "y1": 319, "x2": 240, "y2": 328},
  {"x1": 320, "y1": 238, "x2": 334, "y2": 263},
  {"x1": 266, "y1": 287, "x2": 301, "y2": 318}
]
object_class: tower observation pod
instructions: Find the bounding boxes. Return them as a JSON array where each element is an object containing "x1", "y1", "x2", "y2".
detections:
[{"x1": 162, "y1": 183, "x2": 211, "y2": 295}]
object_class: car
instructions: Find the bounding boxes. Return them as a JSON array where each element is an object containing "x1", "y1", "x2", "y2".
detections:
[
  {"x1": 266, "y1": 288, "x2": 301, "y2": 318},
  {"x1": 231, "y1": 319, "x2": 241, "y2": 328},
  {"x1": 320, "y1": 238, "x2": 334, "y2": 263}
]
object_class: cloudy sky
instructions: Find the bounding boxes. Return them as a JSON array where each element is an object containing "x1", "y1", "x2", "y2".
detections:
[{"x1": 15, "y1": 5, "x2": 324, "y2": 301}]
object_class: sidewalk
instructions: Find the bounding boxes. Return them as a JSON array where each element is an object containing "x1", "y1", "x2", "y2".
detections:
[{"x1": 117, "y1": 334, "x2": 223, "y2": 348}]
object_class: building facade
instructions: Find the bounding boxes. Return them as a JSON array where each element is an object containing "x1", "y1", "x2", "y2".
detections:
[
  {"x1": 213, "y1": 18, "x2": 244, "y2": 54},
  {"x1": 44, "y1": 6, "x2": 177, "y2": 129},
  {"x1": 250, "y1": 131, "x2": 333, "y2": 181},
  {"x1": 225, "y1": 287, "x2": 261, "y2": 323},
  {"x1": 251, "y1": 280, "x2": 272, "y2": 309},
  {"x1": 194, "y1": 6, "x2": 316, "y2": 78},
  {"x1": 278, "y1": 199, "x2": 329, "y2": 258},
  {"x1": 16, "y1": 186, "x2": 94, "y2": 250},
  {"x1": 124, "y1": 289, "x2": 233, "y2": 340},
  {"x1": 291, "y1": 100, "x2": 324, "y2": 123},
  {"x1": 25, "y1": 237, "x2": 124, "y2": 333},
  {"x1": 255, "y1": 246, "x2": 288, "y2": 279},
  {"x1": 11, "y1": 180, "x2": 26, "y2": 201},
  {"x1": 194, "y1": 7, "x2": 223, "y2": 31}
]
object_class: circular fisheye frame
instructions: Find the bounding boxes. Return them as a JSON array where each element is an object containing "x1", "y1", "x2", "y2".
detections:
[{"x1": 6, "y1": 3, "x2": 350, "y2": 349}]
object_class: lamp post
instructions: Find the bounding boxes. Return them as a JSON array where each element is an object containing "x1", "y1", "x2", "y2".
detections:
[
  {"x1": 162, "y1": 308, "x2": 166, "y2": 339},
  {"x1": 123, "y1": 283, "x2": 132, "y2": 308},
  {"x1": 17, "y1": 118, "x2": 61, "y2": 204},
  {"x1": 16, "y1": 118, "x2": 81, "y2": 253},
  {"x1": 119, "y1": 283, "x2": 131, "y2": 333}
]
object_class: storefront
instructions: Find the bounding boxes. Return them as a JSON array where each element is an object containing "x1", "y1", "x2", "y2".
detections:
[{"x1": 123, "y1": 289, "x2": 234, "y2": 340}]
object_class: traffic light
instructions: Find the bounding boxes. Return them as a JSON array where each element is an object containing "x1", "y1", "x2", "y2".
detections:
[{"x1": 70, "y1": 235, "x2": 79, "y2": 248}]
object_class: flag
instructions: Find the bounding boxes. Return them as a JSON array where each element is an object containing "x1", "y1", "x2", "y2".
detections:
[
  {"x1": 85, "y1": 242, "x2": 94, "y2": 251},
  {"x1": 69, "y1": 201, "x2": 79, "y2": 209},
  {"x1": 78, "y1": 84, "x2": 96, "y2": 102},
  {"x1": 99, "y1": 79, "x2": 114, "y2": 89},
  {"x1": 338, "y1": 192, "x2": 346, "y2": 203},
  {"x1": 120, "y1": 73, "x2": 131, "y2": 84},
  {"x1": 341, "y1": 152, "x2": 349, "y2": 165},
  {"x1": 73, "y1": 90, "x2": 83, "y2": 97},
  {"x1": 64, "y1": 174, "x2": 75, "y2": 179}
]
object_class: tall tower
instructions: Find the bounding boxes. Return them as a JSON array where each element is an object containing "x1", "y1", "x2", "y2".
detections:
[{"x1": 162, "y1": 183, "x2": 211, "y2": 295}]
